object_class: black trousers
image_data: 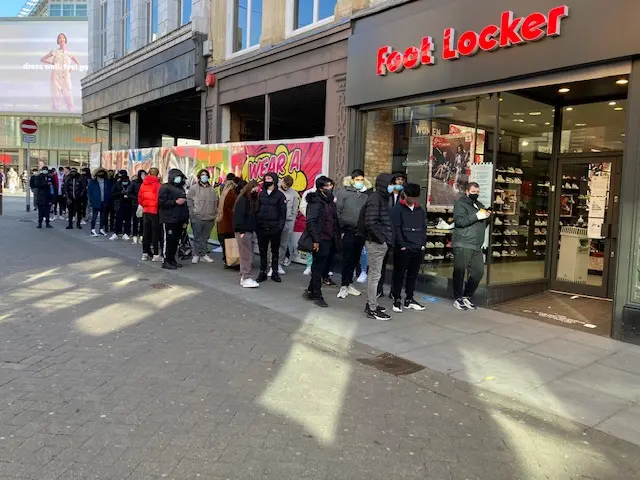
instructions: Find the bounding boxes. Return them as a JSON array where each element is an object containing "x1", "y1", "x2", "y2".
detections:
[
  {"x1": 104, "y1": 204, "x2": 115, "y2": 232},
  {"x1": 162, "y1": 222, "x2": 182, "y2": 264},
  {"x1": 341, "y1": 230, "x2": 365, "y2": 287},
  {"x1": 57, "y1": 195, "x2": 66, "y2": 215},
  {"x1": 37, "y1": 203, "x2": 50, "y2": 225},
  {"x1": 81, "y1": 198, "x2": 88, "y2": 220},
  {"x1": 391, "y1": 248, "x2": 422, "y2": 300},
  {"x1": 377, "y1": 250, "x2": 390, "y2": 294},
  {"x1": 308, "y1": 239, "x2": 334, "y2": 299},
  {"x1": 115, "y1": 204, "x2": 132, "y2": 235},
  {"x1": 257, "y1": 231, "x2": 281, "y2": 272},
  {"x1": 132, "y1": 209, "x2": 143, "y2": 237},
  {"x1": 142, "y1": 213, "x2": 160, "y2": 256},
  {"x1": 452, "y1": 247, "x2": 484, "y2": 300},
  {"x1": 67, "y1": 199, "x2": 82, "y2": 227}
]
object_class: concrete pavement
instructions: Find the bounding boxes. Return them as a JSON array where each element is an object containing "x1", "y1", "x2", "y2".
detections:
[{"x1": 0, "y1": 196, "x2": 640, "y2": 479}]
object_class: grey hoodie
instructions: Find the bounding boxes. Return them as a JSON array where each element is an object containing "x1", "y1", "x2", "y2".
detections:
[
  {"x1": 281, "y1": 186, "x2": 300, "y2": 223},
  {"x1": 336, "y1": 175, "x2": 373, "y2": 231}
]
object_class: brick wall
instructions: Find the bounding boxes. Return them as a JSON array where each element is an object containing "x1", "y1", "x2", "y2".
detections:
[{"x1": 364, "y1": 109, "x2": 394, "y2": 180}]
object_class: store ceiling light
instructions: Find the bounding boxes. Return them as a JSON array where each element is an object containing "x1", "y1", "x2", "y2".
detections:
[
  {"x1": 521, "y1": 141, "x2": 529, "y2": 146},
  {"x1": 609, "y1": 101, "x2": 617, "y2": 106},
  {"x1": 558, "y1": 87, "x2": 570, "y2": 93},
  {"x1": 616, "y1": 79, "x2": 629, "y2": 85},
  {"x1": 591, "y1": 149, "x2": 601, "y2": 152},
  {"x1": 513, "y1": 112, "x2": 525, "y2": 116},
  {"x1": 566, "y1": 107, "x2": 573, "y2": 111},
  {"x1": 544, "y1": 122, "x2": 551, "y2": 125},
  {"x1": 575, "y1": 123, "x2": 587, "y2": 127},
  {"x1": 529, "y1": 112, "x2": 542, "y2": 116},
  {"x1": 614, "y1": 107, "x2": 624, "y2": 111}
]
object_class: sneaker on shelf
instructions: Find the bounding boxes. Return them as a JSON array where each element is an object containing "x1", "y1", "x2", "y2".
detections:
[
  {"x1": 514, "y1": 177, "x2": 522, "y2": 184},
  {"x1": 426, "y1": 242, "x2": 436, "y2": 249},
  {"x1": 492, "y1": 242, "x2": 502, "y2": 248},
  {"x1": 511, "y1": 240, "x2": 518, "y2": 247},
  {"x1": 496, "y1": 174, "x2": 506, "y2": 183},
  {"x1": 337, "y1": 286, "x2": 349, "y2": 299},
  {"x1": 434, "y1": 241, "x2": 445, "y2": 248},
  {"x1": 494, "y1": 217, "x2": 503, "y2": 226},
  {"x1": 241, "y1": 278, "x2": 260, "y2": 288},
  {"x1": 515, "y1": 168, "x2": 523, "y2": 174},
  {"x1": 202, "y1": 255, "x2": 214, "y2": 263},
  {"x1": 192, "y1": 256, "x2": 200, "y2": 264},
  {"x1": 109, "y1": 233, "x2": 118, "y2": 241},
  {"x1": 141, "y1": 253, "x2": 149, "y2": 261},
  {"x1": 122, "y1": 234, "x2": 130, "y2": 241},
  {"x1": 453, "y1": 298, "x2": 468, "y2": 310},
  {"x1": 99, "y1": 229, "x2": 107, "y2": 236},
  {"x1": 502, "y1": 250, "x2": 510, "y2": 257},
  {"x1": 365, "y1": 304, "x2": 392, "y2": 321},
  {"x1": 424, "y1": 254, "x2": 435, "y2": 261},
  {"x1": 492, "y1": 251, "x2": 501, "y2": 257},
  {"x1": 405, "y1": 298, "x2": 426, "y2": 311},
  {"x1": 494, "y1": 196, "x2": 504, "y2": 205},
  {"x1": 510, "y1": 250, "x2": 518, "y2": 256},
  {"x1": 493, "y1": 231, "x2": 502, "y2": 236},
  {"x1": 131, "y1": 236, "x2": 138, "y2": 244},
  {"x1": 462, "y1": 297, "x2": 477, "y2": 310},
  {"x1": 564, "y1": 182, "x2": 572, "y2": 189},
  {"x1": 506, "y1": 166, "x2": 515, "y2": 173},
  {"x1": 494, "y1": 188, "x2": 504, "y2": 194},
  {"x1": 436, "y1": 218, "x2": 454, "y2": 230},
  {"x1": 277, "y1": 265, "x2": 286, "y2": 275},
  {"x1": 346, "y1": 285, "x2": 361, "y2": 296},
  {"x1": 303, "y1": 267, "x2": 311, "y2": 275},
  {"x1": 152, "y1": 254, "x2": 163, "y2": 262},
  {"x1": 505, "y1": 177, "x2": 515, "y2": 183},
  {"x1": 572, "y1": 183, "x2": 580, "y2": 189},
  {"x1": 90, "y1": 229, "x2": 99, "y2": 237},
  {"x1": 356, "y1": 272, "x2": 368, "y2": 283}
]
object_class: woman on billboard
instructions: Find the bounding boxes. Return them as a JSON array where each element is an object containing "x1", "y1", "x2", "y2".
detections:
[{"x1": 40, "y1": 33, "x2": 80, "y2": 112}]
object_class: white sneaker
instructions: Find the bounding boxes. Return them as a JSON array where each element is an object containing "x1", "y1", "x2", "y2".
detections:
[
  {"x1": 213, "y1": 246, "x2": 223, "y2": 253},
  {"x1": 52, "y1": 215, "x2": 58, "y2": 221},
  {"x1": 356, "y1": 272, "x2": 368, "y2": 283},
  {"x1": 346, "y1": 285, "x2": 361, "y2": 296},
  {"x1": 81, "y1": 220, "x2": 87, "y2": 225},
  {"x1": 201, "y1": 255, "x2": 214, "y2": 263},
  {"x1": 192, "y1": 256, "x2": 200, "y2": 264},
  {"x1": 131, "y1": 236, "x2": 138, "y2": 244},
  {"x1": 241, "y1": 278, "x2": 260, "y2": 288},
  {"x1": 494, "y1": 217, "x2": 503, "y2": 226},
  {"x1": 141, "y1": 253, "x2": 149, "y2": 261},
  {"x1": 152, "y1": 255, "x2": 163, "y2": 262},
  {"x1": 109, "y1": 234, "x2": 118, "y2": 241},
  {"x1": 277, "y1": 266, "x2": 286, "y2": 275},
  {"x1": 122, "y1": 234, "x2": 130, "y2": 241},
  {"x1": 99, "y1": 229, "x2": 107, "y2": 236},
  {"x1": 91, "y1": 229, "x2": 99, "y2": 237},
  {"x1": 267, "y1": 268, "x2": 273, "y2": 277},
  {"x1": 283, "y1": 257, "x2": 291, "y2": 267},
  {"x1": 337, "y1": 286, "x2": 348, "y2": 299},
  {"x1": 328, "y1": 271, "x2": 334, "y2": 276},
  {"x1": 436, "y1": 218, "x2": 454, "y2": 230},
  {"x1": 303, "y1": 267, "x2": 311, "y2": 275}
]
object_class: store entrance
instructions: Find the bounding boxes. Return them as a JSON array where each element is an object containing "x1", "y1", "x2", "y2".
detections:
[{"x1": 550, "y1": 156, "x2": 621, "y2": 299}]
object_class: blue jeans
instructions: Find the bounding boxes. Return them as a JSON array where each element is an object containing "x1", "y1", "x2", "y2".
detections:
[{"x1": 91, "y1": 205, "x2": 105, "y2": 230}]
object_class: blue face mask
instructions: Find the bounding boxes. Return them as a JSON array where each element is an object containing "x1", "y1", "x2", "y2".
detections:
[
  {"x1": 387, "y1": 185, "x2": 395, "y2": 194},
  {"x1": 42, "y1": 170, "x2": 48, "y2": 174},
  {"x1": 122, "y1": 181, "x2": 129, "y2": 186},
  {"x1": 200, "y1": 175, "x2": 209, "y2": 183},
  {"x1": 173, "y1": 176, "x2": 182, "y2": 184},
  {"x1": 353, "y1": 181, "x2": 364, "y2": 190},
  {"x1": 394, "y1": 184, "x2": 404, "y2": 191}
]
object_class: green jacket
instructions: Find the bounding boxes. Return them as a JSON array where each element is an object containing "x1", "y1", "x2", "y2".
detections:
[{"x1": 452, "y1": 195, "x2": 488, "y2": 251}]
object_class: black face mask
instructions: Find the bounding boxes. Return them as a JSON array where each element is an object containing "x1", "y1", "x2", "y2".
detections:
[
  {"x1": 263, "y1": 180, "x2": 274, "y2": 189},
  {"x1": 321, "y1": 188, "x2": 334, "y2": 201},
  {"x1": 468, "y1": 193, "x2": 479, "y2": 201}
]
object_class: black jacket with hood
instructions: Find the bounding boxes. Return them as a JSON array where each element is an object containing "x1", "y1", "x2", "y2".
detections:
[
  {"x1": 126, "y1": 170, "x2": 145, "y2": 206},
  {"x1": 63, "y1": 172, "x2": 87, "y2": 202},
  {"x1": 233, "y1": 193, "x2": 258, "y2": 234},
  {"x1": 362, "y1": 173, "x2": 394, "y2": 245},
  {"x1": 391, "y1": 200, "x2": 427, "y2": 251},
  {"x1": 336, "y1": 175, "x2": 372, "y2": 231},
  {"x1": 298, "y1": 190, "x2": 341, "y2": 252},
  {"x1": 158, "y1": 169, "x2": 189, "y2": 225},
  {"x1": 452, "y1": 194, "x2": 488, "y2": 250},
  {"x1": 112, "y1": 179, "x2": 133, "y2": 211},
  {"x1": 256, "y1": 172, "x2": 287, "y2": 233}
]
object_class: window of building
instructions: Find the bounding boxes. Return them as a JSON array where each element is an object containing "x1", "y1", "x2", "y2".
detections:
[
  {"x1": 100, "y1": 0, "x2": 108, "y2": 66},
  {"x1": 179, "y1": 0, "x2": 192, "y2": 25},
  {"x1": 121, "y1": 0, "x2": 131, "y2": 56},
  {"x1": 146, "y1": 0, "x2": 158, "y2": 43},
  {"x1": 227, "y1": 0, "x2": 262, "y2": 55},
  {"x1": 49, "y1": 2, "x2": 87, "y2": 17},
  {"x1": 288, "y1": 0, "x2": 336, "y2": 34},
  {"x1": 49, "y1": 3, "x2": 62, "y2": 16},
  {"x1": 76, "y1": 3, "x2": 87, "y2": 16},
  {"x1": 62, "y1": 4, "x2": 74, "y2": 16}
]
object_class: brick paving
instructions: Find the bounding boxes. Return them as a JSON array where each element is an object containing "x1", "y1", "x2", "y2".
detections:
[{"x1": 0, "y1": 197, "x2": 639, "y2": 479}]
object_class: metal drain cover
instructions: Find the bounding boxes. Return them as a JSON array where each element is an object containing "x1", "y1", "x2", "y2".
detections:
[
  {"x1": 150, "y1": 283, "x2": 171, "y2": 289},
  {"x1": 358, "y1": 353, "x2": 424, "y2": 376}
]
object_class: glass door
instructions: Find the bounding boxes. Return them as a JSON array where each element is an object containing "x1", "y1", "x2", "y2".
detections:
[{"x1": 550, "y1": 157, "x2": 620, "y2": 298}]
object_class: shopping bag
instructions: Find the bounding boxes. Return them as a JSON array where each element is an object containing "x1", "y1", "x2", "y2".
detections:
[
  {"x1": 178, "y1": 231, "x2": 192, "y2": 260},
  {"x1": 136, "y1": 204, "x2": 144, "y2": 218},
  {"x1": 224, "y1": 237, "x2": 240, "y2": 266}
]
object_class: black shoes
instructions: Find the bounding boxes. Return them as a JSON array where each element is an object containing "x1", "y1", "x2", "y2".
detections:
[
  {"x1": 314, "y1": 297, "x2": 328, "y2": 308},
  {"x1": 271, "y1": 272, "x2": 282, "y2": 283},
  {"x1": 303, "y1": 289, "x2": 314, "y2": 301},
  {"x1": 36, "y1": 224, "x2": 42, "y2": 229},
  {"x1": 404, "y1": 298, "x2": 426, "y2": 311},
  {"x1": 255, "y1": 271, "x2": 268, "y2": 283},
  {"x1": 323, "y1": 278, "x2": 337, "y2": 287},
  {"x1": 46, "y1": 223, "x2": 53, "y2": 228},
  {"x1": 162, "y1": 262, "x2": 177, "y2": 270},
  {"x1": 66, "y1": 225, "x2": 73, "y2": 230},
  {"x1": 365, "y1": 304, "x2": 391, "y2": 321}
]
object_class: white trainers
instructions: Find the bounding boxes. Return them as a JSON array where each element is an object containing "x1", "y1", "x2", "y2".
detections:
[
  {"x1": 90, "y1": 229, "x2": 99, "y2": 237},
  {"x1": 241, "y1": 278, "x2": 260, "y2": 288},
  {"x1": 356, "y1": 272, "x2": 368, "y2": 283},
  {"x1": 346, "y1": 285, "x2": 361, "y2": 296},
  {"x1": 192, "y1": 256, "x2": 200, "y2": 264},
  {"x1": 283, "y1": 257, "x2": 291, "y2": 267},
  {"x1": 267, "y1": 268, "x2": 273, "y2": 277},
  {"x1": 337, "y1": 286, "x2": 348, "y2": 299},
  {"x1": 81, "y1": 220, "x2": 87, "y2": 225},
  {"x1": 436, "y1": 218, "x2": 454, "y2": 230},
  {"x1": 328, "y1": 271, "x2": 334, "y2": 276},
  {"x1": 278, "y1": 266, "x2": 286, "y2": 275},
  {"x1": 141, "y1": 253, "x2": 149, "y2": 261},
  {"x1": 303, "y1": 267, "x2": 311, "y2": 275},
  {"x1": 122, "y1": 234, "x2": 130, "y2": 241},
  {"x1": 152, "y1": 254, "x2": 163, "y2": 262},
  {"x1": 201, "y1": 255, "x2": 214, "y2": 263},
  {"x1": 131, "y1": 236, "x2": 138, "y2": 244},
  {"x1": 109, "y1": 233, "x2": 118, "y2": 241},
  {"x1": 99, "y1": 229, "x2": 107, "y2": 236}
]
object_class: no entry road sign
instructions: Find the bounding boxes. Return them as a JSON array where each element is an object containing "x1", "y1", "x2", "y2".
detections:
[{"x1": 21, "y1": 119, "x2": 38, "y2": 135}]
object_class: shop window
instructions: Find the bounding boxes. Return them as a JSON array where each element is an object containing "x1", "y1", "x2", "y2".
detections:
[
  {"x1": 146, "y1": 0, "x2": 158, "y2": 43},
  {"x1": 121, "y1": 0, "x2": 132, "y2": 56},
  {"x1": 179, "y1": 0, "x2": 192, "y2": 26},
  {"x1": 228, "y1": 0, "x2": 262, "y2": 55},
  {"x1": 560, "y1": 100, "x2": 627, "y2": 154},
  {"x1": 488, "y1": 93, "x2": 554, "y2": 285},
  {"x1": 288, "y1": 0, "x2": 336, "y2": 34}
]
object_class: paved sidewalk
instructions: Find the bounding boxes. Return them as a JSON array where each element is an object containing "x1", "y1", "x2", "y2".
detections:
[{"x1": 21, "y1": 199, "x2": 640, "y2": 451}]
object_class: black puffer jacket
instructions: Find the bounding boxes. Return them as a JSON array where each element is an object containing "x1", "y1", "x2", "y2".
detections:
[
  {"x1": 126, "y1": 170, "x2": 145, "y2": 206},
  {"x1": 63, "y1": 173, "x2": 87, "y2": 201},
  {"x1": 112, "y1": 180, "x2": 134, "y2": 211},
  {"x1": 233, "y1": 194, "x2": 258, "y2": 234},
  {"x1": 256, "y1": 172, "x2": 286, "y2": 233},
  {"x1": 363, "y1": 173, "x2": 394, "y2": 245},
  {"x1": 34, "y1": 173, "x2": 54, "y2": 205},
  {"x1": 158, "y1": 169, "x2": 189, "y2": 224},
  {"x1": 391, "y1": 200, "x2": 426, "y2": 251},
  {"x1": 298, "y1": 191, "x2": 341, "y2": 252}
]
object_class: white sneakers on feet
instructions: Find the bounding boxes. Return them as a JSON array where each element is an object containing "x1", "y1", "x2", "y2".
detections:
[
  {"x1": 346, "y1": 285, "x2": 361, "y2": 296},
  {"x1": 241, "y1": 278, "x2": 259, "y2": 288},
  {"x1": 277, "y1": 265, "x2": 286, "y2": 275},
  {"x1": 99, "y1": 229, "x2": 107, "y2": 236},
  {"x1": 122, "y1": 234, "x2": 130, "y2": 241},
  {"x1": 356, "y1": 272, "x2": 368, "y2": 283},
  {"x1": 131, "y1": 236, "x2": 138, "y2": 244},
  {"x1": 267, "y1": 268, "x2": 273, "y2": 277},
  {"x1": 109, "y1": 233, "x2": 118, "y2": 241},
  {"x1": 283, "y1": 257, "x2": 291, "y2": 267},
  {"x1": 337, "y1": 286, "x2": 348, "y2": 299},
  {"x1": 152, "y1": 254, "x2": 163, "y2": 262},
  {"x1": 201, "y1": 254, "x2": 214, "y2": 263},
  {"x1": 141, "y1": 253, "x2": 149, "y2": 261},
  {"x1": 192, "y1": 256, "x2": 200, "y2": 264},
  {"x1": 91, "y1": 229, "x2": 99, "y2": 237},
  {"x1": 81, "y1": 220, "x2": 87, "y2": 225},
  {"x1": 303, "y1": 267, "x2": 311, "y2": 275}
]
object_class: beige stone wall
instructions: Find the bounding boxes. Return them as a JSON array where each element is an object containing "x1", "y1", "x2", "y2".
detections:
[{"x1": 364, "y1": 109, "x2": 394, "y2": 180}]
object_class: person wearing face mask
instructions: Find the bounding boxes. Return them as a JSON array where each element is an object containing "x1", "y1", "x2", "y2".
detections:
[
  {"x1": 360, "y1": 173, "x2": 395, "y2": 321},
  {"x1": 233, "y1": 181, "x2": 260, "y2": 288},
  {"x1": 127, "y1": 170, "x2": 146, "y2": 244},
  {"x1": 277, "y1": 175, "x2": 300, "y2": 275},
  {"x1": 336, "y1": 169, "x2": 372, "y2": 299},
  {"x1": 390, "y1": 183, "x2": 427, "y2": 313},
  {"x1": 111, "y1": 170, "x2": 133, "y2": 241},
  {"x1": 104, "y1": 169, "x2": 116, "y2": 232},
  {"x1": 158, "y1": 169, "x2": 189, "y2": 269},
  {"x1": 34, "y1": 166, "x2": 54, "y2": 229},
  {"x1": 187, "y1": 169, "x2": 218, "y2": 264},
  {"x1": 389, "y1": 173, "x2": 406, "y2": 207},
  {"x1": 51, "y1": 166, "x2": 66, "y2": 220},
  {"x1": 138, "y1": 167, "x2": 162, "y2": 262},
  {"x1": 63, "y1": 167, "x2": 86, "y2": 230},
  {"x1": 255, "y1": 172, "x2": 287, "y2": 283},
  {"x1": 80, "y1": 167, "x2": 92, "y2": 224},
  {"x1": 87, "y1": 168, "x2": 111, "y2": 236},
  {"x1": 452, "y1": 181, "x2": 491, "y2": 311},
  {"x1": 299, "y1": 176, "x2": 341, "y2": 308}
]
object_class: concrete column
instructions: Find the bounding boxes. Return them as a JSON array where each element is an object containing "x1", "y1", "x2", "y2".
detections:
[
  {"x1": 88, "y1": 0, "x2": 100, "y2": 71},
  {"x1": 107, "y1": 0, "x2": 122, "y2": 62},
  {"x1": 261, "y1": 0, "x2": 286, "y2": 46},
  {"x1": 158, "y1": 0, "x2": 179, "y2": 37},
  {"x1": 209, "y1": 0, "x2": 227, "y2": 63},
  {"x1": 129, "y1": 110, "x2": 139, "y2": 149}
]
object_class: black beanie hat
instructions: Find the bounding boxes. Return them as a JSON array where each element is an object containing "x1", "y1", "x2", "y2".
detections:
[{"x1": 315, "y1": 176, "x2": 333, "y2": 190}]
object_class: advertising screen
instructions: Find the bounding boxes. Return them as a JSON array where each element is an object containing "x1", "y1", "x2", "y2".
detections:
[{"x1": 0, "y1": 19, "x2": 88, "y2": 115}]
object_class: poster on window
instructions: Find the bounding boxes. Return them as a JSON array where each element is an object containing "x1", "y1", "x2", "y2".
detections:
[
  {"x1": 427, "y1": 134, "x2": 468, "y2": 209},
  {"x1": 449, "y1": 125, "x2": 486, "y2": 164}
]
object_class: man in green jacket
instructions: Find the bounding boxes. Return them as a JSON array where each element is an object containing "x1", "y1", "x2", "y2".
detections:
[{"x1": 452, "y1": 182, "x2": 490, "y2": 311}]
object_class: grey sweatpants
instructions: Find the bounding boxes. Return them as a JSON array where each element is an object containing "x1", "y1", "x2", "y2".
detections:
[
  {"x1": 191, "y1": 219, "x2": 214, "y2": 256},
  {"x1": 278, "y1": 221, "x2": 295, "y2": 267},
  {"x1": 235, "y1": 232, "x2": 255, "y2": 281},
  {"x1": 366, "y1": 241, "x2": 389, "y2": 310}
]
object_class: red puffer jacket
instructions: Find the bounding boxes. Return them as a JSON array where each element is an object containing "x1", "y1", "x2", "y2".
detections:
[{"x1": 138, "y1": 175, "x2": 161, "y2": 214}]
